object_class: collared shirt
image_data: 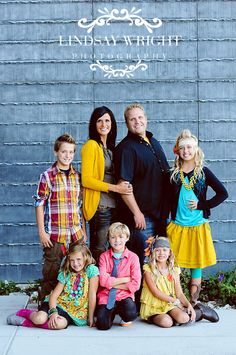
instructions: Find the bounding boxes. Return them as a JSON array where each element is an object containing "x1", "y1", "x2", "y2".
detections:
[
  {"x1": 97, "y1": 247, "x2": 141, "y2": 305},
  {"x1": 114, "y1": 130, "x2": 170, "y2": 222},
  {"x1": 33, "y1": 162, "x2": 83, "y2": 246}
]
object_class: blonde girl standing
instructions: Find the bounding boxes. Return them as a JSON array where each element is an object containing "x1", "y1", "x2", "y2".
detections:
[
  {"x1": 140, "y1": 237, "x2": 195, "y2": 327},
  {"x1": 7, "y1": 242, "x2": 99, "y2": 329},
  {"x1": 167, "y1": 129, "x2": 228, "y2": 305}
]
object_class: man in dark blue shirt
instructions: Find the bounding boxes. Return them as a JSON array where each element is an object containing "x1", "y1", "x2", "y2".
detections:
[{"x1": 114, "y1": 103, "x2": 170, "y2": 266}]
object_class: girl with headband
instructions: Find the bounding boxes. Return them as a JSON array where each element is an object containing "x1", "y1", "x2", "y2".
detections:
[
  {"x1": 167, "y1": 129, "x2": 228, "y2": 306},
  {"x1": 140, "y1": 236, "x2": 195, "y2": 327},
  {"x1": 140, "y1": 236, "x2": 219, "y2": 327}
]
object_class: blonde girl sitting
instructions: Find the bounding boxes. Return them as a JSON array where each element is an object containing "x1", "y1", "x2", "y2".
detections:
[
  {"x1": 7, "y1": 242, "x2": 99, "y2": 329},
  {"x1": 140, "y1": 236, "x2": 195, "y2": 328}
]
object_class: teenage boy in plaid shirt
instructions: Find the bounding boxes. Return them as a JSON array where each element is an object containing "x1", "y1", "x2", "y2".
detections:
[{"x1": 34, "y1": 133, "x2": 87, "y2": 301}]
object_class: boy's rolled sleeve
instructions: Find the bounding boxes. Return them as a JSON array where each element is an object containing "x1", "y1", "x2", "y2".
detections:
[
  {"x1": 99, "y1": 274, "x2": 116, "y2": 290},
  {"x1": 125, "y1": 254, "x2": 141, "y2": 294},
  {"x1": 33, "y1": 174, "x2": 50, "y2": 207},
  {"x1": 33, "y1": 194, "x2": 46, "y2": 207},
  {"x1": 99, "y1": 253, "x2": 116, "y2": 290}
]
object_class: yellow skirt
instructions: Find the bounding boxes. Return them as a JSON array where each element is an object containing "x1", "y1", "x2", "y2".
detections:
[{"x1": 167, "y1": 222, "x2": 216, "y2": 269}]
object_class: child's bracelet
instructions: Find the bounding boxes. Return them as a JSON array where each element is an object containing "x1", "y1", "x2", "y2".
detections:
[
  {"x1": 172, "y1": 299, "x2": 181, "y2": 307},
  {"x1": 48, "y1": 307, "x2": 58, "y2": 317}
]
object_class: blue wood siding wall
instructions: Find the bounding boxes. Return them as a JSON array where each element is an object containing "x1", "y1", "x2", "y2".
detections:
[{"x1": 0, "y1": 0, "x2": 235, "y2": 281}]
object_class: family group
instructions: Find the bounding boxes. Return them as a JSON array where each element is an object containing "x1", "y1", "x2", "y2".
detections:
[{"x1": 7, "y1": 103, "x2": 228, "y2": 330}]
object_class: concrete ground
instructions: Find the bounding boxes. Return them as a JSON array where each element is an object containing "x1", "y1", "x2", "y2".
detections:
[{"x1": 0, "y1": 294, "x2": 236, "y2": 355}]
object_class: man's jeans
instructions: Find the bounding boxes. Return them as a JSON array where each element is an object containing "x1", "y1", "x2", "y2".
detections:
[
  {"x1": 130, "y1": 215, "x2": 166, "y2": 267},
  {"x1": 129, "y1": 215, "x2": 165, "y2": 311}
]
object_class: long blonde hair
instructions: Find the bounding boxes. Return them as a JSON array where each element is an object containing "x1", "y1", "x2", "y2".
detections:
[
  {"x1": 62, "y1": 242, "x2": 95, "y2": 276},
  {"x1": 171, "y1": 129, "x2": 204, "y2": 182}
]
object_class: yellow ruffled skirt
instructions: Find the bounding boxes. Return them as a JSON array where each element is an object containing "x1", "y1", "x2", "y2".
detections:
[
  {"x1": 140, "y1": 285, "x2": 175, "y2": 320},
  {"x1": 167, "y1": 222, "x2": 216, "y2": 269}
]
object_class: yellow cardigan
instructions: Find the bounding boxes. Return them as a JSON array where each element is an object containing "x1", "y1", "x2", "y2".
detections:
[{"x1": 81, "y1": 139, "x2": 109, "y2": 221}]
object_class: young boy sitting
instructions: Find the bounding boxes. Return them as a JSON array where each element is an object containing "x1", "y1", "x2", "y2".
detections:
[
  {"x1": 96, "y1": 222, "x2": 141, "y2": 330},
  {"x1": 33, "y1": 133, "x2": 86, "y2": 301}
]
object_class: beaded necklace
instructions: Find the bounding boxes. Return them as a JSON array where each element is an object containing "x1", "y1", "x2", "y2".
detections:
[
  {"x1": 67, "y1": 272, "x2": 85, "y2": 306},
  {"x1": 179, "y1": 168, "x2": 198, "y2": 190}
]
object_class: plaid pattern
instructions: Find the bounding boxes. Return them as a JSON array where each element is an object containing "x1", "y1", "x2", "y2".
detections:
[{"x1": 34, "y1": 162, "x2": 83, "y2": 246}]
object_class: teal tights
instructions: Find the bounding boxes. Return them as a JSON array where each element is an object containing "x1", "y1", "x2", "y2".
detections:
[{"x1": 190, "y1": 268, "x2": 202, "y2": 279}]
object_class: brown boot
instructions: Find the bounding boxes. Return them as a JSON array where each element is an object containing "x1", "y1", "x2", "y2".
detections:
[
  {"x1": 190, "y1": 283, "x2": 201, "y2": 306},
  {"x1": 194, "y1": 303, "x2": 219, "y2": 323}
]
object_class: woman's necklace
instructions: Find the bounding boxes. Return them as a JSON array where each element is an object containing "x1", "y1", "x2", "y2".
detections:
[{"x1": 179, "y1": 168, "x2": 198, "y2": 190}]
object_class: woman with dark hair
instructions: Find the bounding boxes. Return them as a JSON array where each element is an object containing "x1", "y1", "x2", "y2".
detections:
[{"x1": 81, "y1": 106, "x2": 132, "y2": 262}]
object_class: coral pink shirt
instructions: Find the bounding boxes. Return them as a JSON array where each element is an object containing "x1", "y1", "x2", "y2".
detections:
[{"x1": 97, "y1": 247, "x2": 141, "y2": 305}]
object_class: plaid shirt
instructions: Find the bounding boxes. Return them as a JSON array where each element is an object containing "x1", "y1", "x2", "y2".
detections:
[{"x1": 33, "y1": 162, "x2": 84, "y2": 246}]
